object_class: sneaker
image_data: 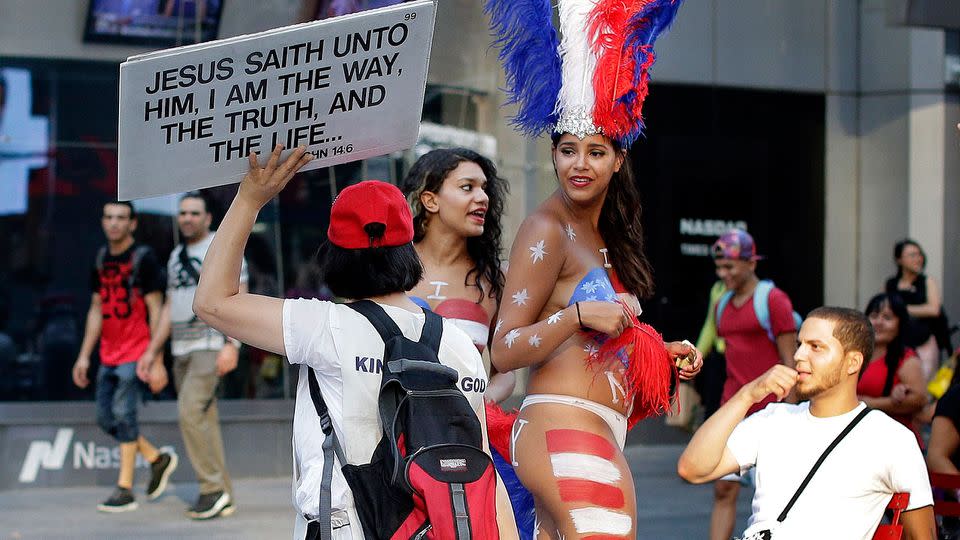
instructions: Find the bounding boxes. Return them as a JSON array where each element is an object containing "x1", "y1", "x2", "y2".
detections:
[
  {"x1": 97, "y1": 486, "x2": 138, "y2": 513},
  {"x1": 146, "y1": 452, "x2": 178, "y2": 500},
  {"x1": 187, "y1": 490, "x2": 231, "y2": 520}
]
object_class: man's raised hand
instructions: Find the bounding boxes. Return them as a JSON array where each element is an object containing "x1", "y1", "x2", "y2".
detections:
[{"x1": 744, "y1": 364, "x2": 798, "y2": 404}]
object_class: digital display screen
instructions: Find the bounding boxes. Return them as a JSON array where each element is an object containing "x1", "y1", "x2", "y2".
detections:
[{"x1": 83, "y1": 0, "x2": 224, "y2": 47}]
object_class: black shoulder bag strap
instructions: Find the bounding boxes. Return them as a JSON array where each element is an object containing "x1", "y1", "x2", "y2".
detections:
[
  {"x1": 775, "y1": 406, "x2": 873, "y2": 523},
  {"x1": 177, "y1": 244, "x2": 201, "y2": 285}
]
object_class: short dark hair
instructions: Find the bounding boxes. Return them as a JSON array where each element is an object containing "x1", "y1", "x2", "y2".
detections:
[
  {"x1": 104, "y1": 201, "x2": 136, "y2": 219},
  {"x1": 318, "y1": 241, "x2": 423, "y2": 299},
  {"x1": 808, "y1": 306, "x2": 874, "y2": 361},
  {"x1": 179, "y1": 190, "x2": 209, "y2": 213}
]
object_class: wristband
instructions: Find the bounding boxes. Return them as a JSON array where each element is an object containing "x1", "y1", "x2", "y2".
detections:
[{"x1": 575, "y1": 302, "x2": 588, "y2": 331}]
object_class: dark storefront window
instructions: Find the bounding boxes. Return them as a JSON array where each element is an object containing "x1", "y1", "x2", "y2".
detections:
[
  {"x1": 635, "y1": 84, "x2": 826, "y2": 343},
  {"x1": 0, "y1": 58, "x2": 458, "y2": 402}
]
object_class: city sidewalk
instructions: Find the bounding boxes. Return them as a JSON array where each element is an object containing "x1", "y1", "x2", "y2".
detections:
[{"x1": 1, "y1": 445, "x2": 751, "y2": 539}]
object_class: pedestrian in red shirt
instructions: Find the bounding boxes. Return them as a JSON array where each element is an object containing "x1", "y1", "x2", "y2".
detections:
[
  {"x1": 72, "y1": 201, "x2": 177, "y2": 512},
  {"x1": 708, "y1": 228, "x2": 798, "y2": 540}
]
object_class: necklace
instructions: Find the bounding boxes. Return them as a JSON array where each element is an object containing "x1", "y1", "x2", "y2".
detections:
[{"x1": 599, "y1": 248, "x2": 612, "y2": 269}]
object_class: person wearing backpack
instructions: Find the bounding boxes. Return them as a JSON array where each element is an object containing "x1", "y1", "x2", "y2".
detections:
[
  {"x1": 708, "y1": 228, "x2": 799, "y2": 540},
  {"x1": 140, "y1": 191, "x2": 247, "y2": 519},
  {"x1": 193, "y1": 144, "x2": 518, "y2": 540},
  {"x1": 71, "y1": 201, "x2": 177, "y2": 512}
]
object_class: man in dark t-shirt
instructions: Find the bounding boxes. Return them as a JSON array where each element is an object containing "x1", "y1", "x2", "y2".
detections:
[{"x1": 72, "y1": 201, "x2": 178, "y2": 512}]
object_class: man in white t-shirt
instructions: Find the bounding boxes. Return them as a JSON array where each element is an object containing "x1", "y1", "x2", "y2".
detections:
[
  {"x1": 678, "y1": 306, "x2": 935, "y2": 540},
  {"x1": 144, "y1": 191, "x2": 247, "y2": 520},
  {"x1": 191, "y1": 145, "x2": 518, "y2": 540}
]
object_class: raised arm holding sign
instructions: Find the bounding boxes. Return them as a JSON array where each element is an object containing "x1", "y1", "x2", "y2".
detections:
[{"x1": 118, "y1": 0, "x2": 436, "y2": 200}]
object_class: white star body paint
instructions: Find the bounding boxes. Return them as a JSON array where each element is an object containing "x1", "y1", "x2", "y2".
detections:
[
  {"x1": 606, "y1": 371, "x2": 627, "y2": 405},
  {"x1": 494, "y1": 318, "x2": 503, "y2": 336},
  {"x1": 583, "y1": 342, "x2": 600, "y2": 356},
  {"x1": 529, "y1": 240, "x2": 547, "y2": 263},
  {"x1": 528, "y1": 334, "x2": 542, "y2": 348},
  {"x1": 511, "y1": 289, "x2": 529, "y2": 306},
  {"x1": 569, "y1": 507, "x2": 632, "y2": 536},
  {"x1": 510, "y1": 418, "x2": 528, "y2": 467},
  {"x1": 565, "y1": 223, "x2": 577, "y2": 242},
  {"x1": 504, "y1": 329, "x2": 521, "y2": 348},
  {"x1": 547, "y1": 310, "x2": 564, "y2": 324},
  {"x1": 427, "y1": 281, "x2": 448, "y2": 300}
]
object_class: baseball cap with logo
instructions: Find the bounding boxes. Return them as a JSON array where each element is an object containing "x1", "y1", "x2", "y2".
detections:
[
  {"x1": 327, "y1": 180, "x2": 414, "y2": 249},
  {"x1": 711, "y1": 228, "x2": 764, "y2": 261}
]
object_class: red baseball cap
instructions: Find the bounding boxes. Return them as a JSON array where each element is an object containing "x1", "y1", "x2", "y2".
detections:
[{"x1": 328, "y1": 180, "x2": 414, "y2": 249}]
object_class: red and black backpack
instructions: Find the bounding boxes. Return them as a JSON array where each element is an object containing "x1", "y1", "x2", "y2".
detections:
[{"x1": 307, "y1": 300, "x2": 499, "y2": 540}]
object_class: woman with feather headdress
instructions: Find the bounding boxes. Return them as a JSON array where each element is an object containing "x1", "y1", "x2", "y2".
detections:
[{"x1": 483, "y1": 1, "x2": 702, "y2": 538}]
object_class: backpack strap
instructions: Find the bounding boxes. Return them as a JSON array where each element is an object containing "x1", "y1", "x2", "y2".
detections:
[
  {"x1": 346, "y1": 300, "x2": 403, "y2": 342},
  {"x1": 417, "y1": 308, "x2": 443, "y2": 352},
  {"x1": 753, "y1": 280, "x2": 776, "y2": 342},
  {"x1": 95, "y1": 246, "x2": 107, "y2": 273},
  {"x1": 307, "y1": 367, "x2": 346, "y2": 540},
  {"x1": 125, "y1": 244, "x2": 151, "y2": 292},
  {"x1": 776, "y1": 407, "x2": 873, "y2": 522},
  {"x1": 715, "y1": 290, "x2": 734, "y2": 332},
  {"x1": 347, "y1": 299, "x2": 444, "y2": 355}
]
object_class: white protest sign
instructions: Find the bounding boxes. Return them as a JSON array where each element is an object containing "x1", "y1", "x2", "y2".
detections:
[{"x1": 118, "y1": 0, "x2": 436, "y2": 200}]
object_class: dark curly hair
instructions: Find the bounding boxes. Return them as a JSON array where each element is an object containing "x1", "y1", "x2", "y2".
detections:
[
  {"x1": 551, "y1": 134, "x2": 655, "y2": 299},
  {"x1": 399, "y1": 148, "x2": 508, "y2": 304}
]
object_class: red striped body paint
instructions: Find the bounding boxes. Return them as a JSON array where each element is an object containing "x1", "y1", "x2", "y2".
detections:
[
  {"x1": 557, "y1": 479, "x2": 625, "y2": 507},
  {"x1": 545, "y1": 429, "x2": 617, "y2": 460}
]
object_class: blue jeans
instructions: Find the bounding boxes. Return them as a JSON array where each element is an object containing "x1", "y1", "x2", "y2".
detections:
[{"x1": 95, "y1": 362, "x2": 143, "y2": 443}]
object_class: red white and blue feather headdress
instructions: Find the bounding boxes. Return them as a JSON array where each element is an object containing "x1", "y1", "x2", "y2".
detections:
[{"x1": 485, "y1": 0, "x2": 683, "y2": 146}]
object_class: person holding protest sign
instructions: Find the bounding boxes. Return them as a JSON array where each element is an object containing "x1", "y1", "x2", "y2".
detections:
[
  {"x1": 483, "y1": 1, "x2": 701, "y2": 538},
  {"x1": 400, "y1": 147, "x2": 516, "y2": 403},
  {"x1": 192, "y1": 144, "x2": 519, "y2": 539}
]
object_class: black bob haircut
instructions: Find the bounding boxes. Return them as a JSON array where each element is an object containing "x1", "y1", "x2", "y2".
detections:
[{"x1": 318, "y1": 240, "x2": 423, "y2": 300}]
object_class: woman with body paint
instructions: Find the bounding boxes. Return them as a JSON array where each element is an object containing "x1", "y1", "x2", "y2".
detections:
[
  {"x1": 400, "y1": 147, "x2": 516, "y2": 403},
  {"x1": 483, "y1": 0, "x2": 698, "y2": 537},
  {"x1": 490, "y1": 132, "x2": 702, "y2": 539}
]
